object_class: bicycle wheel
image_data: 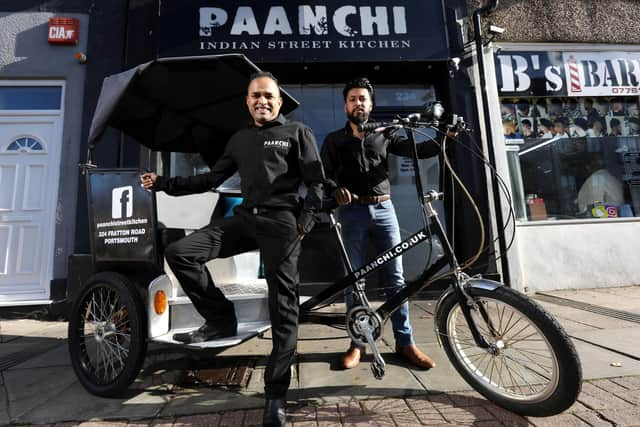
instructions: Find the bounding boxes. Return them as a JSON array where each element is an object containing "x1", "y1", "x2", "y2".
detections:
[
  {"x1": 436, "y1": 285, "x2": 582, "y2": 416},
  {"x1": 68, "y1": 272, "x2": 147, "y2": 397}
]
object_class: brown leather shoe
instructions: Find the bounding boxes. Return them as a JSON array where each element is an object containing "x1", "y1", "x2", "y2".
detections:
[
  {"x1": 341, "y1": 346, "x2": 364, "y2": 369},
  {"x1": 396, "y1": 344, "x2": 436, "y2": 369}
]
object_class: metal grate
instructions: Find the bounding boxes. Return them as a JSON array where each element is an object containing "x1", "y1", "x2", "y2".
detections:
[
  {"x1": 534, "y1": 293, "x2": 640, "y2": 324},
  {"x1": 194, "y1": 359, "x2": 254, "y2": 387}
]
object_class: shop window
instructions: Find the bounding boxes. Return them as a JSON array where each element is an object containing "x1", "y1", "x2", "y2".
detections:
[
  {"x1": 502, "y1": 97, "x2": 640, "y2": 221},
  {"x1": 5, "y1": 136, "x2": 45, "y2": 153}
]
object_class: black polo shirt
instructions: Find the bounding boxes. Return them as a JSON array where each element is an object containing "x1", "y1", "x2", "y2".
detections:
[
  {"x1": 321, "y1": 122, "x2": 440, "y2": 197},
  {"x1": 155, "y1": 114, "x2": 325, "y2": 212}
]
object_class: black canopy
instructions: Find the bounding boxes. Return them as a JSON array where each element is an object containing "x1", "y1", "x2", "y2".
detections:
[{"x1": 88, "y1": 54, "x2": 299, "y2": 166}]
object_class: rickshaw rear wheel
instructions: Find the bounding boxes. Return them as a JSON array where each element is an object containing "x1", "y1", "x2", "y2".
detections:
[{"x1": 68, "y1": 272, "x2": 147, "y2": 397}]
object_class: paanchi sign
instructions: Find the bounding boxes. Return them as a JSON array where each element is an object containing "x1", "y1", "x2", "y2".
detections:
[
  {"x1": 496, "y1": 50, "x2": 640, "y2": 97},
  {"x1": 158, "y1": 1, "x2": 449, "y2": 62}
]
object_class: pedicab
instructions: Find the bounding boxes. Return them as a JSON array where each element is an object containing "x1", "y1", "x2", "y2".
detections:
[{"x1": 68, "y1": 54, "x2": 582, "y2": 417}]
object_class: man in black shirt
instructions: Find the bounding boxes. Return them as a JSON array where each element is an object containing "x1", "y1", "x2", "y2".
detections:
[
  {"x1": 142, "y1": 72, "x2": 324, "y2": 427},
  {"x1": 321, "y1": 77, "x2": 437, "y2": 371}
]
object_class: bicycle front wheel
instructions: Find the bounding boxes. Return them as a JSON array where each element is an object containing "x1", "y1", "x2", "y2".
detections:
[{"x1": 436, "y1": 286, "x2": 582, "y2": 416}]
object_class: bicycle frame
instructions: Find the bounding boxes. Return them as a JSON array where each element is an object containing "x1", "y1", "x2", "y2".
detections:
[{"x1": 299, "y1": 124, "x2": 494, "y2": 351}]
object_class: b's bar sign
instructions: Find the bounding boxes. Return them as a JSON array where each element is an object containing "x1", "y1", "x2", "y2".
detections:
[
  {"x1": 158, "y1": 1, "x2": 449, "y2": 62},
  {"x1": 496, "y1": 51, "x2": 640, "y2": 97}
]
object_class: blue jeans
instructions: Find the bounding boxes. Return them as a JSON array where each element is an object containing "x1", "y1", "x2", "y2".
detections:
[{"x1": 337, "y1": 199, "x2": 414, "y2": 347}]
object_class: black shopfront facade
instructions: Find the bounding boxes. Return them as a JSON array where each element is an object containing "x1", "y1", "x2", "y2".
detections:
[{"x1": 90, "y1": 0, "x2": 495, "y2": 291}]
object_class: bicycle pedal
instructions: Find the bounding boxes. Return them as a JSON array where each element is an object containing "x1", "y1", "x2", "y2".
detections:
[{"x1": 371, "y1": 362, "x2": 385, "y2": 380}]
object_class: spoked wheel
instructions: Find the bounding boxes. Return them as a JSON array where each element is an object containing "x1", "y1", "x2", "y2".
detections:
[
  {"x1": 68, "y1": 272, "x2": 147, "y2": 397},
  {"x1": 436, "y1": 286, "x2": 582, "y2": 416}
]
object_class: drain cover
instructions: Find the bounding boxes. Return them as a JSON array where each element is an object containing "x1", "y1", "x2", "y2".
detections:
[{"x1": 195, "y1": 359, "x2": 254, "y2": 387}]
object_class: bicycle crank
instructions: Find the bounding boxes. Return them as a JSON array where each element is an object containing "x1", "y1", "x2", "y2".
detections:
[{"x1": 346, "y1": 306, "x2": 386, "y2": 379}]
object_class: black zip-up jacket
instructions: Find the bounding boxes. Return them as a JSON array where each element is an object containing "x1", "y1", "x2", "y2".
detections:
[
  {"x1": 155, "y1": 115, "x2": 325, "y2": 226},
  {"x1": 321, "y1": 122, "x2": 440, "y2": 196}
]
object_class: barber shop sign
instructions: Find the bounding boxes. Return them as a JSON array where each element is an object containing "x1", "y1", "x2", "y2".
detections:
[
  {"x1": 496, "y1": 50, "x2": 640, "y2": 97},
  {"x1": 159, "y1": 1, "x2": 449, "y2": 61}
]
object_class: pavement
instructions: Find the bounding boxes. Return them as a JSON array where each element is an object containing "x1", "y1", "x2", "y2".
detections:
[{"x1": 1, "y1": 285, "x2": 640, "y2": 426}]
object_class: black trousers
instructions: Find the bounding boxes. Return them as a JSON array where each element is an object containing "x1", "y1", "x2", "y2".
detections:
[{"x1": 164, "y1": 206, "x2": 301, "y2": 399}]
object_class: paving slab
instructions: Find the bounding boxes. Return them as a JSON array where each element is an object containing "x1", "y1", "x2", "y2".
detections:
[
  {"x1": 3, "y1": 365, "x2": 78, "y2": 422},
  {"x1": 10, "y1": 342, "x2": 69, "y2": 369},
  {"x1": 297, "y1": 339, "x2": 351, "y2": 356},
  {"x1": 158, "y1": 386, "x2": 264, "y2": 417},
  {"x1": 0, "y1": 337, "x2": 65, "y2": 361},
  {"x1": 573, "y1": 340, "x2": 640, "y2": 380},
  {"x1": 546, "y1": 287, "x2": 640, "y2": 315},
  {"x1": 571, "y1": 327, "x2": 640, "y2": 359},
  {"x1": 15, "y1": 379, "x2": 171, "y2": 424},
  {"x1": 380, "y1": 304, "x2": 439, "y2": 345},
  {"x1": 215, "y1": 334, "x2": 272, "y2": 357},
  {"x1": 599, "y1": 406, "x2": 640, "y2": 426},
  {"x1": 295, "y1": 342, "x2": 427, "y2": 405},
  {"x1": 535, "y1": 300, "x2": 637, "y2": 331},
  {"x1": 0, "y1": 384, "x2": 9, "y2": 426},
  {"x1": 298, "y1": 322, "x2": 349, "y2": 341},
  {"x1": 406, "y1": 344, "x2": 472, "y2": 393}
]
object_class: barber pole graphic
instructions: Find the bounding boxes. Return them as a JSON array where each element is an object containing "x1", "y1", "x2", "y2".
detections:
[{"x1": 568, "y1": 55, "x2": 581, "y2": 93}]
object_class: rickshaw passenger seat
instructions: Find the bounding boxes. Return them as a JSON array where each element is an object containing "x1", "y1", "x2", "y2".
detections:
[{"x1": 156, "y1": 191, "x2": 218, "y2": 230}]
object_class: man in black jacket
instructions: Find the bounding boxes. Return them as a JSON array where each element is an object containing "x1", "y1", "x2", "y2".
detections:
[
  {"x1": 142, "y1": 72, "x2": 324, "y2": 427},
  {"x1": 321, "y1": 77, "x2": 438, "y2": 371}
]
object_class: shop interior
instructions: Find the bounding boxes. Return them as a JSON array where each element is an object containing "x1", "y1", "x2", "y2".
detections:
[{"x1": 501, "y1": 96, "x2": 640, "y2": 221}]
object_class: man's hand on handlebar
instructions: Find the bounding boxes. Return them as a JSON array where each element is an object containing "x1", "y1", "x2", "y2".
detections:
[
  {"x1": 140, "y1": 172, "x2": 157, "y2": 190},
  {"x1": 446, "y1": 127, "x2": 460, "y2": 138},
  {"x1": 334, "y1": 187, "x2": 352, "y2": 205}
]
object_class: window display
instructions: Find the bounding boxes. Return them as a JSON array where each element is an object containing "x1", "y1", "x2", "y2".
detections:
[{"x1": 502, "y1": 96, "x2": 640, "y2": 221}]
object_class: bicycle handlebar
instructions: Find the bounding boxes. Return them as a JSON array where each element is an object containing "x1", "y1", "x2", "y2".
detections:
[
  {"x1": 357, "y1": 121, "x2": 399, "y2": 132},
  {"x1": 357, "y1": 112, "x2": 470, "y2": 134}
]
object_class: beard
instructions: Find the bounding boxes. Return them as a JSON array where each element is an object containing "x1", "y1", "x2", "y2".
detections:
[{"x1": 347, "y1": 109, "x2": 369, "y2": 125}]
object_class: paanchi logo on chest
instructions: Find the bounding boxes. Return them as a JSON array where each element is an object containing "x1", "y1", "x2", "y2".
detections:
[{"x1": 264, "y1": 139, "x2": 290, "y2": 149}]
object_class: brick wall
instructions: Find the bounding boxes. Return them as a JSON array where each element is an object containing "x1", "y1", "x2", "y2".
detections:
[{"x1": 467, "y1": 0, "x2": 640, "y2": 44}]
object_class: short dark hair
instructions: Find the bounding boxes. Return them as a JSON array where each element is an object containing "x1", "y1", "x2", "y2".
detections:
[
  {"x1": 521, "y1": 119, "x2": 532, "y2": 127},
  {"x1": 574, "y1": 117, "x2": 588, "y2": 130},
  {"x1": 610, "y1": 118, "x2": 621, "y2": 127},
  {"x1": 249, "y1": 71, "x2": 278, "y2": 85},
  {"x1": 343, "y1": 77, "x2": 375, "y2": 104},
  {"x1": 540, "y1": 118, "x2": 552, "y2": 128}
]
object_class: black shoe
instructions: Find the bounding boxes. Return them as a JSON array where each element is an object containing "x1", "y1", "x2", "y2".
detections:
[
  {"x1": 262, "y1": 399, "x2": 286, "y2": 427},
  {"x1": 172, "y1": 321, "x2": 237, "y2": 344}
]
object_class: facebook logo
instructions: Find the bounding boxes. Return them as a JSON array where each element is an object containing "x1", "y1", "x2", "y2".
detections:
[{"x1": 112, "y1": 186, "x2": 133, "y2": 219}]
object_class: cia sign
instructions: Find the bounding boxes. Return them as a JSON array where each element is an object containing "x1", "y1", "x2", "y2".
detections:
[{"x1": 48, "y1": 17, "x2": 79, "y2": 45}]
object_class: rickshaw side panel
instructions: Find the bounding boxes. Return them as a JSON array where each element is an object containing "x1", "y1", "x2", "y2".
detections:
[{"x1": 86, "y1": 168, "x2": 160, "y2": 269}]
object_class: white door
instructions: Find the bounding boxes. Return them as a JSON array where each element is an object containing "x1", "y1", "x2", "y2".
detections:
[{"x1": 0, "y1": 114, "x2": 62, "y2": 304}]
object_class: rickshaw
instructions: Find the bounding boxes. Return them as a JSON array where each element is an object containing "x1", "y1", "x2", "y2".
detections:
[{"x1": 68, "y1": 54, "x2": 582, "y2": 417}]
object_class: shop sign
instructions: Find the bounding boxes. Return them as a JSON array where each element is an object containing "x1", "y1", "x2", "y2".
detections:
[
  {"x1": 158, "y1": 1, "x2": 449, "y2": 62},
  {"x1": 496, "y1": 51, "x2": 640, "y2": 97},
  {"x1": 48, "y1": 17, "x2": 79, "y2": 45}
]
